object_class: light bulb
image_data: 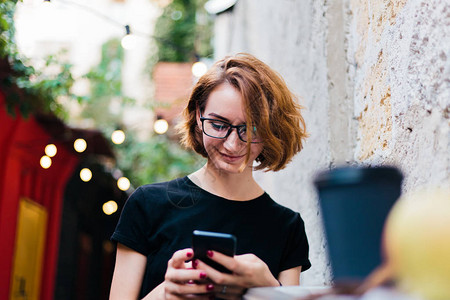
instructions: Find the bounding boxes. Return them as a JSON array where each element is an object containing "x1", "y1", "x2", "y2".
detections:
[
  {"x1": 192, "y1": 61, "x2": 208, "y2": 77},
  {"x1": 154, "y1": 119, "x2": 169, "y2": 134},
  {"x1": 45, "y1": 144, "x2": 57, "y2": 157},
  {"x1": 102, "y1": 200, "x2": 118, "y2": 215},
  {"x1": 40, "y1": 155, "x2": 52, "y2": 169},
  {"x1": 117, "y1": 177, "x2": 131, "y2": 191},
  {"x1": 74, "y1": 138, "x2": 87, "y2": 153},
  {"x1": 80, "y1": 168, "x2": 92, "y2": 182},
  {"x1": 121, "y1": 34, "x2": 137, "y2": 50},
  {"x1": 111, "y1": 130, "x2": 126, "y2": 144}
]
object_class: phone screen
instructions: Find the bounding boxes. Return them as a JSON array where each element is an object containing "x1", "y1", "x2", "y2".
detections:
[{"x1": 192, "y1": 230, "x2": 237, "y2": 274}]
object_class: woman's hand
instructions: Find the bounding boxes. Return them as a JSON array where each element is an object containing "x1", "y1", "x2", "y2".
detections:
[
  {"x1": 193, "y1": 251, "x2": 280, "y2": 299},
  {"x1": 162, "y1": 248, "x2": 215, "y2": 300}
]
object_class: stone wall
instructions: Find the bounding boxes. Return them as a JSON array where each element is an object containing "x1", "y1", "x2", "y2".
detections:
[
  {"x1": 350, "y1": 0, "x2": 449, "y2": 191},
  {"x1": 211, "y1": 0, "x2": 450, "y2": 285}
]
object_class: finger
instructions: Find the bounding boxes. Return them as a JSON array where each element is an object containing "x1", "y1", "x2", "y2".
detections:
[
  {"x1": 169, "y1": 248, "x2": 194, "y2": 269},
  {"x1": 165, "y1": 268, "x2": 209, "y2": 284},
  {"x1": 206, "y1": 251, "x2": 240, "y2": 273},
  {"x1": 195, "y1": 259, "x2": 238, "y2": 287},
  {"x1": 164, "y1": 280, "x2": 215, "y2": 298}
]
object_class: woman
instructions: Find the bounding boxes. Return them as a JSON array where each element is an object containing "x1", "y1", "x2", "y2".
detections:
[{"x1": 110, "y1": 53, "x2": 311, "y2": 300}]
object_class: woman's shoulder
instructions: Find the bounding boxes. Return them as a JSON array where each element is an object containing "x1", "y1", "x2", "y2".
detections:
[
  {"x1": 263, "y1": 194, "x2": 303, "y2": 219},
  {"x1": 136, "y1": 176, "x2": 189, "y2": 193},
  {"x1": 127, "y1": 177, "x2": 183, "y2": 201},
  {"x1": 129, "y1": 176, "x2": 199, "y2": 208}
]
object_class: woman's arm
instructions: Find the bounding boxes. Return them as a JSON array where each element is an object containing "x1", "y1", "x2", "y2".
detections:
[
  {"x1": 110, "y1": 245, "x2": 215, "y2": 300},
  {"x1": 110, "y1": 243, "x2": 148, "y2": 300},
  {"x1": 278, "y1": 266, "x2": 302, "y2": 286},
  {"x1": 110, "y1": 244, "x2": 168, "y2": 300}
]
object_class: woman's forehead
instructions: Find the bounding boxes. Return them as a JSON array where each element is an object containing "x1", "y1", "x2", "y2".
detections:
[{"x1": 203, "y1": 83, "x2": 246, "y2": 122}]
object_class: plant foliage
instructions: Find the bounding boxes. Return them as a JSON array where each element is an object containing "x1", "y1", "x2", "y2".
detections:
[
  {"x1": 0, "y1": 0, "x2": 83, "y2": 119},
  {"x1": 153, "y1": 0, "x2": 213, "y2": 63},
  {"x1": 116, "y1": 132, "x2": 203, "y2": 186}
]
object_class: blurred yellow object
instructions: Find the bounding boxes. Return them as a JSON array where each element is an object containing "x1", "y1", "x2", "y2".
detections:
[
  {"x1": 10, "y1": 198, "x2": 47, "y2": 300},
  {"x1": 383, "y1": 187, "x2": 450, "y2": 300}
]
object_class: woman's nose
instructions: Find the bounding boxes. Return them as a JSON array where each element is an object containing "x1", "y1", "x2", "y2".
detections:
[{"x1": 223, "y1": 129, "x2": 243, "y2": 150}]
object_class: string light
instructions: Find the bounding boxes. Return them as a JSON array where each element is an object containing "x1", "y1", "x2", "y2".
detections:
[
  {"x1": 117, "y1": 177, "x2": 131, "y2": 191},
  {"x1": 154, "y1": 118, "x2": 169, "y2": 134},
  {"x1": 74, "y1": 138, "x2": 87, "y2": 153},
  {"x1": 111, "y1": 129, "x2": 126, "y2": 144},
  {"x1": 80, "y1": 168, "x2": 92, "y2": 182},
  {"x1": 40, "y1": 155, "x2": 52, "y2": 169},
  {"x1": 121, "y1": 25, "x2": 137, "y2": 50},
  {"x1": 45, "y1": 144, "x2": 57, "y2": 157},
  {"x1": 102, "y1": 200, "x2": 118, "y2": 215}
]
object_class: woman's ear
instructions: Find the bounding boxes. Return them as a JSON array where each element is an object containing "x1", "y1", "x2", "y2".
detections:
[{"x1": 196, "y1": 109, "x2": 202, "y2": 129}]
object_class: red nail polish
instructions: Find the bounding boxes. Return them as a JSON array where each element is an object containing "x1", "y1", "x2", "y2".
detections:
[
  {"x1": 188, "y1": 279, "x2": 194, "y2": 284},
  {"x1": 206, "y1": 284, "x2": 214, "y2": 291},
  {"x1": 192, "y1": 259, "x2": 198, "y2": 268},
  {"x1": 199, "y1": 272, "x2": 207, "y2": 279},
  {"x1": 207, "y1": 250, "x2": 213, "y2": 258},
  {"x1": 186, "y1": 252, "x2": 193, "y2": 258}
]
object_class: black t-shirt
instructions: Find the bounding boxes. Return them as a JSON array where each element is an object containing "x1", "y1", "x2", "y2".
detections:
[{"x1": 111, "y1": 176, "x2": 311, "y2": 298}]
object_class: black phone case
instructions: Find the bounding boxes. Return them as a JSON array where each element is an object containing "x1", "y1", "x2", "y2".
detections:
[{"x1": 192, "y1": 230, "x2": 237, "y2": 274}]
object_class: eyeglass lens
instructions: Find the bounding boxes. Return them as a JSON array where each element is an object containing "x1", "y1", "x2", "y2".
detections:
[{"x1": 202, "y1": 119, "x2": 258, "y2": 142}]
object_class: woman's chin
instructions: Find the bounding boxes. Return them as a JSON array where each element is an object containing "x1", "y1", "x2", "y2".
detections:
[{"x1": 208, "y1": 159, "x2": 251, "y2": 175}]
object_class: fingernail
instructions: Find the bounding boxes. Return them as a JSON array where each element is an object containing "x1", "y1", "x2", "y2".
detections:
[
  {"x1": 192, "y1": 259, "x2": 198, "y2": 268},
  {"x1": 186, "y1": 252, "x2": 193, "y2": 258},
  {"x1": 207, "y1": 250, "x2": 213, "y2": 258},
  {"x1": 199, "y1": 272, "x2": 207, "y2": 279},
  {"x1": 188, "y1": 279, "x2": 194, "y2": 284},
  {"x1": 206, "y1": 284, "x2": 214, "y2": 291}
]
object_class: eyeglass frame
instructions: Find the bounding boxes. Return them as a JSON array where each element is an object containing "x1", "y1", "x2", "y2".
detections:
[{"x1": 199, "y1": 115, "x2": 261, "y2": 143}]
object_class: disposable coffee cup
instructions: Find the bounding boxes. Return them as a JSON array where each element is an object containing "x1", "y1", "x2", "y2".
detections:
[{"x1": 313, "y1": 166, "x2": 403, "y2": 283}]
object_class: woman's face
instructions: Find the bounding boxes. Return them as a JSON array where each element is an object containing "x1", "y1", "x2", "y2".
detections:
[{"x1": 197, "y1": 82, "x2": 263, "y2": 174}]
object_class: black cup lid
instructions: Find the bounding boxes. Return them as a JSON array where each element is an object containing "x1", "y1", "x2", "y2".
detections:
[{"x1": 313, "y1": 166, "x2": 403, "y2": 188}]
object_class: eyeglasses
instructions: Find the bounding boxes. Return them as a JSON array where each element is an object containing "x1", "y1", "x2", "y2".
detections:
[{"x1": 200, "y1": 116, "x2": 261, "y2": 143}]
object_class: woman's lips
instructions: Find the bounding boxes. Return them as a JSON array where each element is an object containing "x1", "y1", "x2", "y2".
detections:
[{"x1": 220, "y1": 152, "x2": 245, "y2": 162}]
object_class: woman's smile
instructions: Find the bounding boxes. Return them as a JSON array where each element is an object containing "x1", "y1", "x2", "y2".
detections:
[{"x1": 219, "y1": 151, "x2": 246, "y2": 163}]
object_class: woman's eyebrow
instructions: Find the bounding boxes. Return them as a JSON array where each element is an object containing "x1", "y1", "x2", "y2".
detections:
[
  {"x1": 207, "y1": 113, "x2": 247, "y2": 125},
  {"x1": 207, "y1": 113, "x2": 231, "y2": 122}
]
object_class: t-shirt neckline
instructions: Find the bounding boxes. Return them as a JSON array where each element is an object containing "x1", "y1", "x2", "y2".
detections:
[{"x1": 183, "y1": 176, "x2": 269, "y2": 203}]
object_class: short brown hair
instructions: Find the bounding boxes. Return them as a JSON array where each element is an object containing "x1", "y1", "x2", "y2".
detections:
[{"x1": 178, "y1": 53, "x2": 308, "y2": 172}]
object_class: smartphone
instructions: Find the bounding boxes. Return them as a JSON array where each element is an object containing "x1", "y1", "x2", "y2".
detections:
[{"x1": 192, "y1": 230, "x2": 237, "y2": 274}]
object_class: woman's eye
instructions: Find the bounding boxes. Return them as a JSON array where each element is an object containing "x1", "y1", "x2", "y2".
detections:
[
  {"x1": 239, "y1": 126, "x2": 256, "y2": 135},
  {"x1": 211, "y1": 122, "x2": 228, "y2": 131}
]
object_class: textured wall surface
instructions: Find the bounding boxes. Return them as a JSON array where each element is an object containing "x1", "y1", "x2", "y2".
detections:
[
  {"x1": 350, "y1": 0, "x2": 450, "y2": 191},
  {"x1": 212, "y1": 0, "x2": 449, "y2": 286}
]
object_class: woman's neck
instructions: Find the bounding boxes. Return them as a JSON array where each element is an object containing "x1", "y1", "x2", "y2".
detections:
[{"x1": 188, "y1": 163, "x2": 264, "y2": 201}]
